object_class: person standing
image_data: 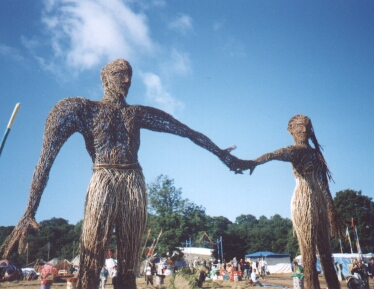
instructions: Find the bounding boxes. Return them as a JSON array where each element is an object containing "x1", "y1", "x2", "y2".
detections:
[
  {"x1": 260, "y1": 258, "x2": 267, "y2": 279},
  {"x1": 239, "y1": 258, "x2": 244, "y2": 277},
  {"x1": 232, "y1": 257, "x2": 238, "y2": 271},
  {"x1": 243, "y1": 259, "x2": 250, "y2": 279},
  {"x1": 359, "y1": 260, "x2": 369, "y2": 289},
  {"x1": 368, "y1": 258, "x2": 374, "y2": 288},
  {"x1": 111, "y1": 265, "x2": 118, "y2": 289},
  {"x1": 99, "y1": 266, "x2": 109, "y2": 289},
  {"x1": 145, "y1": 262, "x2": 153, "y2": 286}
]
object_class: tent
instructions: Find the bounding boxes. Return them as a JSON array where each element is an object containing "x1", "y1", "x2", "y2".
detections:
[
  {"x1": 0, "y1": 260, "x2": 23, "y2": 281},
  {"x1": 71, "y1": 255, "x2": 80, "y2": 267},
  {"x1": 245, "y1": 251, "x2": 292, "y2": 273},
  {"x1": 294, "y1": 253, "x2": 374, "y2": 277}
]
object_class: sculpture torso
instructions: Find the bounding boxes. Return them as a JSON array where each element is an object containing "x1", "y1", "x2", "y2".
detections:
[
  {"x1": 85, "y1": 100, "x2": 141, "y2": 165},
  {"x1": 55, "y1": 97, "x2": 145, "y2": 165}
]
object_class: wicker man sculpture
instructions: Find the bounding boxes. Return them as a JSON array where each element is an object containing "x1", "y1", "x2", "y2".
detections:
[
  {"x1": 0, "y1": 59, "x2": 252, "y2": 289},
  {"x1": 249, "y1": 115, "x2": 342, "y2": 289}
]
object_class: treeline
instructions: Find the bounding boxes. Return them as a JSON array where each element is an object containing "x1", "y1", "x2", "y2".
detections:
[{"x1": 0, "y1": 175, "x2": 372, "y2": 267}]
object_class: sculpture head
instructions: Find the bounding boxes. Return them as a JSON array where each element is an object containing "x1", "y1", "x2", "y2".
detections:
[
  {"x1": 101, "y1": 59, "x2": 132, "y2": 98},
  {"x1": 287, "y1": 114, "x2": 312, "y2": 143}
]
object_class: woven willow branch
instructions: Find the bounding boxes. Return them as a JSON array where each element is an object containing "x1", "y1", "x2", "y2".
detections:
[
  {"x1": 0, "y1": 59, "x2": 254, "y2": 289},
  {"x1": 252, "y1": 115, "x2": 343, "y2": 289}
]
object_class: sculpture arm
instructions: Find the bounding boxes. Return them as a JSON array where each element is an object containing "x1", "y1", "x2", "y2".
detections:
[
  {"x1": 137, "y1": 106, "x2": 250, "y2": 173},
  {"x1": 253, "y1": 146, "x2": 294, "y2": 165},
  {"x1": 0, "y1": 98, "x2": 84, "y2": 257}
]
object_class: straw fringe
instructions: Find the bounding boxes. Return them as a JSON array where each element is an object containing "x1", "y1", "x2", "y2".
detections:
[
  {"x1": 77, "y1": 168, "x2": 147, "y2": 289},
  {"x1": 291, "y1": 176, "x2": 339, "y2": 289}
]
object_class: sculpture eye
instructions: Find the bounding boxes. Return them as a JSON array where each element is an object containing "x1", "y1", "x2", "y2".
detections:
[{"x1": 113, "y1": 71, "x2": 126, "y2": 77}]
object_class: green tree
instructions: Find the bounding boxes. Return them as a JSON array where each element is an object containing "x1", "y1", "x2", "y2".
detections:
[
  {"x1": 147, "y1": 175, "x2": 208, "y2": 257},
  {"x1": 334, "y1": 189, "x2": 373, "y2": 253}
]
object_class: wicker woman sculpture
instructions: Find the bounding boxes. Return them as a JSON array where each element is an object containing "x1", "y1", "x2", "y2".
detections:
[
  {"x1": 0, "y1": 59, "x2": 250, "y2": 289},
  {"x1": 250, "y1": 115, "x2": 342, "y2": 289}
]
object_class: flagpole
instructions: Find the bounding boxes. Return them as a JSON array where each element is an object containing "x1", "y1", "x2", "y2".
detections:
[
  {"x1": 141, "y1": 229, "x2": 151, "y2": 258},
  {"x1": 0, "y1": 103, "x2": 21, "y2": 156},
  {"x1": 26, "y1": 242, "x2": 29, "y2": 266},
  {"x1": 153, "y1": 229, "x2": 163, "y2": 254},
  {"x1": 354, "y1": 225, "x2": 362, "y2": 261},
  {"x1": 346, "y1": 227, "x2": 353, "y2": 254},
  {"x1": 48, "y1": 242, "x2": 50, "y2": 261}
]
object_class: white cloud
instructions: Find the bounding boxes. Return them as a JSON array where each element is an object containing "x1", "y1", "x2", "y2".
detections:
[
  {"x1": 23, "y1": 0, "x2": 187, "y2": 111},
  {"x1": 40, "y1": 0, "x2": 154, "y2": 71},
  {"x1": 168, "y1": 14, "x2": 193, "y2": 35},
  {"x1": 140, "y1": 72, "x2": 184, "y2": 115},
  {"x1": 165, "y1": 48, "x2": 191, "y2": 75},
  {"x1": 0, "y1": 44, "x2": 24, "y2": 62}
]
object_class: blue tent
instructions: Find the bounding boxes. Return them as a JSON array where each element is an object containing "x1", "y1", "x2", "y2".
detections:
[
  {"x1": 245, "y1": 251, "x2": 290, "y2": 259},
  {"x1": 245, "y1": 251, "x2": 292, "y2": 273}
]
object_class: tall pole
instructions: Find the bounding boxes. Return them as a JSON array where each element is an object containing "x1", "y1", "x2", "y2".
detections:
[
  {"x1": 0, "y1": 103, "x2": 20, "y2": 157},
  {"x1": 26, "y1": 242, "x2": 29, "y2": 267},
  {"x1": 371, "y1": 201, "x2": 373, "y2": 252},
  {"x1": 220, "y1": 236, "x2": 224, "y2": 262},
  {"x1": 72, "y1": 240, "x2": 75, "y2": 260}
]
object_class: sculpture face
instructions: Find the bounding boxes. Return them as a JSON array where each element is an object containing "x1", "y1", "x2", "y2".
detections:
[
  {"x1": 101, "y1": 59, "x2": 132, "y2": 98},
  {"x1": 290, "y1": 122, "x2": 311, "y2": 143},
  {"x1": 287, "y1": 115, "x2": 312, "y2": 143},
  {"x1": 107, "y1": 69, "x2": 131, "y2": 97}
]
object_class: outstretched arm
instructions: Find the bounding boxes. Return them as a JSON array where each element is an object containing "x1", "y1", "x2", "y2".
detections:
[
  {"x1": 136, "y1": 106, "x2": 251, "y2": 173},
  {"x1": 0, "y1": 98, "x2": 84, "y2": 257},
  {"x1": 250, "y1": 146, "x2": 294, "y2": 174}
]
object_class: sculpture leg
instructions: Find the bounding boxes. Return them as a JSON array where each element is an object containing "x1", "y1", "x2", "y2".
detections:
[
  {"x1": 291, "y1": 185, "x2": 320, "y2": 289},
  {"x1": 114, "y1": 169, "x2": 147, "y2": 289},
  {"x1": 317, "y1": 221, "x2": 341, "y2": 288},
  {"x1": 76, "y1": 170, "x2": 119, "y2": 289}
]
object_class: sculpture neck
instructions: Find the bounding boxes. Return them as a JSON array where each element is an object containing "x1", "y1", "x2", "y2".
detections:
[{"x1": 102, "y1": 91, "x2": 127, "y2": 109}]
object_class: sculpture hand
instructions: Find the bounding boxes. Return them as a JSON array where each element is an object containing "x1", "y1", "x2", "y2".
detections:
[
  {"x1": 237, "y1": 159, "x2": 257, "y2": 175},
  {"x1": 219, "y1": 149, "x2": 257, "y2": 174},
  {"x1": 0, "y1": 213, "x2": 40, "y2": 258}
]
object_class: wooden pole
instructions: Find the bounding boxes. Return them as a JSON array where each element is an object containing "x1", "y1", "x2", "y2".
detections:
[{"x1": 0, "y1": 103, "x2": 20, "y2": 156}]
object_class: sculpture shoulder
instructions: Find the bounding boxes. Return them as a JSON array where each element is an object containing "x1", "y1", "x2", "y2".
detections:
[
  {"x1": 53, "y1": 97, "x2": 93, "y2": 112},
  {"x1": 47, "y1": 97, "x2": 98, "y2": 119}
]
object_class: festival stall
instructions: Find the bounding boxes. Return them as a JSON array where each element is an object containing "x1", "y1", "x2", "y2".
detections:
[
  {"x1": 294, "y1": 253, "x2": 374, "y2": 277},
  {"x1": 245, "y1": 251, "x2": 292, "y2": 273}
]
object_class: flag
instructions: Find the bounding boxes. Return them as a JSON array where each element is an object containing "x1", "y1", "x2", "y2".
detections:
[
  {"x1": 346, "y1": 227, "x2": 353, "y2": 254},
  {"x1": 354, "y1": 225, "x2": 362, "y2": 260},
  {"x1": 48, "y1": 242, "x2": 50, "y2": 250},
  {"x1": 339, "y1": 238, "x2": 343, "y2": 253}
]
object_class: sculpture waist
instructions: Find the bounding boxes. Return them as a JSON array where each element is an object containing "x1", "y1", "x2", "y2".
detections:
[{"x1": 93, "y1": 162, "x2": 141, "y2": 171}]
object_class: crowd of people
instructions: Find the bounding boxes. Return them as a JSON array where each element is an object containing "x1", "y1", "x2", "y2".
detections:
[
  {"x1": 350, "y1": 257, "x2": 374, "y2": 289},
  {"x1": 194, "y1": 256, "x2": 268, "y2": 286}
]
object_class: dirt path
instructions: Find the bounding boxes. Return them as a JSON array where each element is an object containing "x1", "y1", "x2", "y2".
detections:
[{"x1": 0, "y1": 273, "x2": 350, "y2": 288}]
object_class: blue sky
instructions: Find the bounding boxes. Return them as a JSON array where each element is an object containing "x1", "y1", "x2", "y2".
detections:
[{"x1": 0, "y1": 0, "x2": 373, "y2": 228}]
